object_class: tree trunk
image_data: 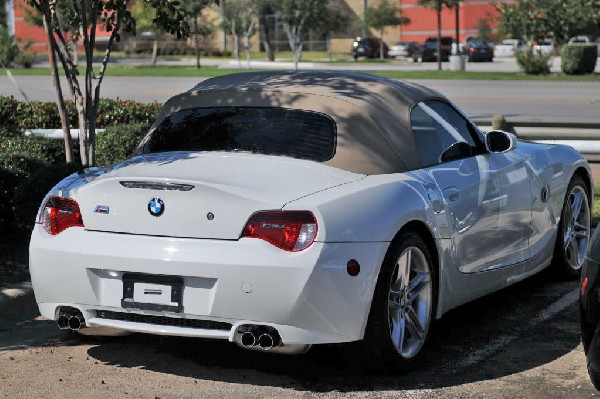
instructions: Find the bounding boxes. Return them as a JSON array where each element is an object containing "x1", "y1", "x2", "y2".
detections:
[
  {"x1": 72, "y1": 37, "x2": 79, "y2": 66},
  {"x1": 151, "y1": 37, "x2": 158, "y2": 65},
  {"x1": 43, "y1": 16, "x2": 74, "y2": 164},
  {"x1": 455, "y1": 4, "x2": 460, "y2": 55},
  {"x1": 259, "y1": 9, "x2": 274, "y2": 61},
  {"x1": 379, "y1": 28, "x2": 384, "y2": 60},
  {"x1": 75, "y1": 98, "x2": 88, "y2": 166},
  {"x1": 437, "y1": 4, "x2": 442, "y2": 71},
  {"x1": 233, "y1": 33, "x2": 241, "y2": 68},
  {"x1": 194, "y1": 16, "x2": 201, "y2": 69},
  {"x1": 244, "y1": 35, "x2": 251, "y2": 69}
]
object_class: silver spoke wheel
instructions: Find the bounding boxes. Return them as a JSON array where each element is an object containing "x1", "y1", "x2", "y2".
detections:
[
  {"x1": 562, "y1": 185, "x2": 590, "y2": 271},
  {"x1": 387, "y1": 246, "x2": 432, "y2": 359}
]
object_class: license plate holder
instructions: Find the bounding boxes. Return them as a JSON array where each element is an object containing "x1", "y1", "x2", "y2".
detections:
[{"x1": 122, "y1": 273, "x2": 183, "y2": 313}]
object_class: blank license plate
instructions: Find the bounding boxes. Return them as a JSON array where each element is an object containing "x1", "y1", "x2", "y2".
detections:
[
  {"x1": 122, "y1": 273, "x2": 183, "y2": 313},
  {"x1": 133, "y1": 283, "x2": 174, "y2": 306}
]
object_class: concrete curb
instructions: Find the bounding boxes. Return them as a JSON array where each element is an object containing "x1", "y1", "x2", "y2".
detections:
[{"x1": 0, "y1": 281, "x2": 37, "y2": 316}]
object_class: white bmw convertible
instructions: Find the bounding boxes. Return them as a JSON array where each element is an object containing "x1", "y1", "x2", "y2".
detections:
[{"x1": 30, "y1": 71, "x2": 591, "y2": 366}]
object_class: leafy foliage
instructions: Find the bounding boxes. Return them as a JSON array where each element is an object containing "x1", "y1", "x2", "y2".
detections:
[
  {"x1": 365, "y1": 0, "x2": 409, "y2": 33},
  {"x1": 25, "y1": 0, "x2": 189, "y2": 165},
  {"x1": 0, "y1": 95, "x2": 161, "y2": 130},
  {"x1": 96, "y1": 123, "x2": 152, "y2": 166},
  {"x1": 0, "y1": 135, "x2": 65, "y2": 164},
  {"x1": 495, "y1": 0, "x2": 600, "y2": 45},
  {"x1": 365, "y1": 0, "x2": 409, "y2": 60},
  {"x1": 271, "y1": 0, "x2": 329, "y2": 69},
  {"x1": 0, "y1": 25, "x2": 18, "y2": 66},
  {"x1": 517, "y1": 49, "x2": 552, "y2": 75},
  {"x1": 561, "y1": 44, "x2": 598, "y2": 75}
]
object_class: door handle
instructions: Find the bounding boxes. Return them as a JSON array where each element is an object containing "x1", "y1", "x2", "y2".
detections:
[{"x1": 442, "y1": 187, "x2": 460, "y2": 203}]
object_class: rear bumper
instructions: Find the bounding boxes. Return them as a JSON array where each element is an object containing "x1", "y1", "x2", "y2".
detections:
[{"x1": 29, "y1": 225, "x2": 389, "y2": 345}]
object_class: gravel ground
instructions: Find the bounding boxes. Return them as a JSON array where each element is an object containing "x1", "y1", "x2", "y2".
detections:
[{"x1": 1, "y1": 271, "x2": 597, "y2": 398}]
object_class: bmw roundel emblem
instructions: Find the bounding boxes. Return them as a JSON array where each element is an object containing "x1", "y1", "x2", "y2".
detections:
[{"x1": 148, "y1": 197, "x2": 165, "y2": 217}]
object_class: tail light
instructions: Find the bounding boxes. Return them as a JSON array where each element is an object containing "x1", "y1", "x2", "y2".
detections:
[
  {"x1": 40, "y1": 196, "x2": 84, "y2": 235},
  {"x1": 469, "y1": 47, "x2": 476, "y2": 53},
  {"x1": 241, "y1": 211, "x2": 317, "y2": 252}
]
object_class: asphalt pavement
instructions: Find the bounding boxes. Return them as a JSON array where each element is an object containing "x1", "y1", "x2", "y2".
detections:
[{"x1": 1, "y1": 56, "x2": 599, "y2": 125}]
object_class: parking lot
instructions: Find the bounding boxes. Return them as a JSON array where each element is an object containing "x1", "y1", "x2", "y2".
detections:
[{"x1": 0, "y1": 270, "x2": 596, "y2": 398}]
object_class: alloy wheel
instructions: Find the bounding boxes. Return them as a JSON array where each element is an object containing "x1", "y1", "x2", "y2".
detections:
[
  {"x1": 387, "y1": 246, "x2": 432, "y2": 359},
  {"x1": 563, "y1": 185, "x2": 590, "y2": 271}
]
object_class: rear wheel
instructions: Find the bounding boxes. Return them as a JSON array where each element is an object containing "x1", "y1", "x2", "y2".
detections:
[
  {"x1": 552, "y1": 175, "x2": 591, "y2": 278},
  {"x1": 362, "y1": 231, "x2": 435, "y2": 369}
]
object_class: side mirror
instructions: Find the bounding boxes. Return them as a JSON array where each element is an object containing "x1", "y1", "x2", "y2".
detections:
[{"x1": 485, "y1": 130, "x2": 517, "y2": 153}]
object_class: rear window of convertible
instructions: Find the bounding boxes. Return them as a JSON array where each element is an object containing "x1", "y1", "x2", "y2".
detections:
[{"x1": 141, "y1": 106, "x2": 337, "y2": 162}]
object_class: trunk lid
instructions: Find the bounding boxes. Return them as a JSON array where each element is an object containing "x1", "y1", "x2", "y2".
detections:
[{"x1": 72, "y1": 152, "x2": 364, "y2": 239}]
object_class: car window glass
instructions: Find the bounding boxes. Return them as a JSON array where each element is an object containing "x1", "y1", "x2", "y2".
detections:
[
  {"x1": 410, "y1": 101, "x2": 479, "y2": 167},
  {"x1": 142, "y1": 106, "x2": 337, "y2": 162}
]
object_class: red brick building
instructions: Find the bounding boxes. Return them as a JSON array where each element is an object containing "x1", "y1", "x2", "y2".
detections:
[
  {"x1": 398, "y1": 0, "x2": 513, "y2": 44},
  {"x1": 5, "y1": 0, "x2": 112, "y2": 52}
]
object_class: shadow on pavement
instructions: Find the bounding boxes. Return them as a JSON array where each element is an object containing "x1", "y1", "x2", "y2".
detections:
[{"x1": 78, "y1": 271, "x2": 582, "y2": 393}]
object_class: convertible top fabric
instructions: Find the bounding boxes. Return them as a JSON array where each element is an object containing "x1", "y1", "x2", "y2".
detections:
[{"x1": 148, "y1": 71, "x2": 446, "y2": 174}]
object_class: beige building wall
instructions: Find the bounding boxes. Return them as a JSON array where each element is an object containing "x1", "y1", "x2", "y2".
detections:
[
  {"x1": 330, "y1": 0, "x2": 402, "y2": 52},
  {"x1": 202, "y1": 1, "x2": 403, "y2": 55}
]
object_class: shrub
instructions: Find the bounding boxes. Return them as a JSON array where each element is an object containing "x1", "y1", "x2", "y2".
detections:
[
  {"x1": 561, "y1": 44, "x2": 598, "y2": 75},
  {"x1": 0, "y1": 135, "x2": 66, "y2": 164},
  {"x1": 12, "y1": 161, "x2": 80, "y2": 233},
  {"x1": 96, "y1": 123, "x2": 151, "y2": 166},
  {"x1": 0, "y1": 95, "x2": 20, "y2": 131},
  {"x1": 0, "y1": 96, "x2": 161, "y2": 129},
  {"x1": 96, "y1": 99, "x2": 161, "y2": 127},
  {"x1": 517, "y1": 50, "x2": 552, "y2": 75},
  {"x1": 0, "y1": 155, "x2": 48, "y2": 233},
  {"x1": 15, "y1": 51, "x2": 35, "y2": 68}
]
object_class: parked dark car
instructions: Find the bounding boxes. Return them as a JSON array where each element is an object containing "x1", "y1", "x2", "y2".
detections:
[
  {"x1": 581, "y1": 228, "x2": 600, "y2": 389},
  {"x1": 416, "y1": 36, "x2": 453, "y2": 62},
  {"x1": 465, "y1": 40, "x2": 494, "y2": 62},
  {"x1": 352, "y1": 37, "x2": 389, "y2": 60}
]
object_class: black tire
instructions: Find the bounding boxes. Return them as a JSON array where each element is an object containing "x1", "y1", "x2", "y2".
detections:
[
  {"x1": 551, "y1": 175, "x2": 591, "y2": 278},
  {"x1": 360, "y1": 231, "x2": 436, "y2": 371}
]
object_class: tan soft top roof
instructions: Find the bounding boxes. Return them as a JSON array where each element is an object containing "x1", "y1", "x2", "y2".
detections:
[{"x1": 149, "y1": 71, "x2": 447, "y2": 174}]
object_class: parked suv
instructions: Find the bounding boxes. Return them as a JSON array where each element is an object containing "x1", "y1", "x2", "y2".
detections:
[
  {"x1": 352, "y1": 37, "x2": 389, "y2": 59},
  {"x1": 416, "y1": 37, "x2": 453, "y2": 62}
]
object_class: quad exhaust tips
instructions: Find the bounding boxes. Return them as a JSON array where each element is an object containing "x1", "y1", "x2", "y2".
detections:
[{"x1": 56, "y1": 307, "x2": 86, "y2": 331}]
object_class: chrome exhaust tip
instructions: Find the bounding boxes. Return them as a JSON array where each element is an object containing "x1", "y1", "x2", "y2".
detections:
[
  {"x1": 258, "y1": 333, "x2": 275, "y2": 351},
  {"x1": 240, "y1": 331, "x2": 257, "y2": 347},
  {"x1": 56, "y1": 315, "x2": 70, "y2": 330},
  {"x1": 67, "y1": 315, "x2": 85, "y2": 331}
]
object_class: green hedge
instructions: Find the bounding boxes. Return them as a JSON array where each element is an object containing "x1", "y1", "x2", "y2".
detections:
[
  {"x1": 0, "y1": 154, "x2": 80, "y2": 233},
  {"x1": 0, "y1": 135, "x2": 65, "y2": 164},
  {"x1": 96, "y1": 123, "x2": 151, "y2": 166},
  {"x1": 0, "y1": 94, "x2": 161, "y2": 236},
  {"x1": 0, "y1": 122, "x2": 153, "y2": 235},
  {"x1": 517, "y1": 50, "x2": 552, "y2": 75},
  {"x1": 12, "y1": 161, "x2": 80, "y2": 232},
  {"x1": 561, "y1": 44, "x2": 598, "y2": 75},
  {"x1": 0, "y1": 96, "x2": 161, "y2": 130}
]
